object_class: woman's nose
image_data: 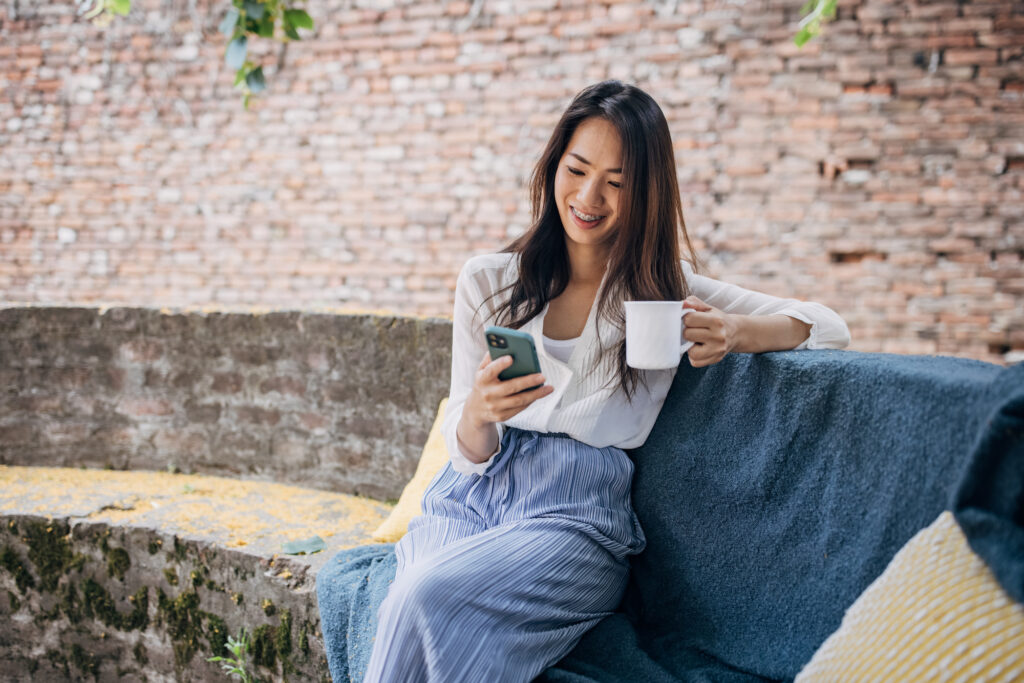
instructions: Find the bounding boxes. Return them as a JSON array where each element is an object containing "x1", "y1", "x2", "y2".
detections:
[{"x1": 579, "y1": 178, "x2": 604, "y2": 208}]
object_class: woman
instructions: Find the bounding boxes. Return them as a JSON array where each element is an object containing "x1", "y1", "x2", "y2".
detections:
[{"x1": 362, "y1": 81, "x2": 850, "y2": 682}]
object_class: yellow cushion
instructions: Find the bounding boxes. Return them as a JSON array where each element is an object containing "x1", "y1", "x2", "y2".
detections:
[
  {"x1": 370, "y1": 397, "x2": 450, "y2": 543},
  {"x1": 796, "y1": 511, "x2": 1024, "y2": 682}
]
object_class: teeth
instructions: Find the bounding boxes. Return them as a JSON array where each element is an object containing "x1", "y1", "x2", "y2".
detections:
[{"x1": 571, "y1": 206, "x2": 604, "y2": 222}]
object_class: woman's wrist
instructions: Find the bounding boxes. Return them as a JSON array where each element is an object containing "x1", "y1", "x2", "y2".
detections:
[
  {"x1": 456, "y1": 414, "x2": 499, "y2": 464},
  {"x1": 726, "y1": 313, "x2": 747, "y2": 354}
]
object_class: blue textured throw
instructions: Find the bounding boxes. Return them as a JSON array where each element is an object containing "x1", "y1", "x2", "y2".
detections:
[
  {"x1": 316, "y1": 351, "x2": 1023, "y2": 682},
  {"x1": 317, "y1": 544, "x2": 398, "y2": 683}
]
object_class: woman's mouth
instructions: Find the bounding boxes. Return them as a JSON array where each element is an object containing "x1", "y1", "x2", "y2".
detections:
[{"x1": 570, "y1": 205, "x2": 606, "y2": 229}]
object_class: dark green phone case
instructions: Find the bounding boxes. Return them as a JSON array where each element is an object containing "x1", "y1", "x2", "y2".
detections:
[{"x1": 485, "y1": 325, "x2": 543, "y2": 388}]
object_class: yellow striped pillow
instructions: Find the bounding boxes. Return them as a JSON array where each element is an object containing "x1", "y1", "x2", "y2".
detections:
[{"x1": 796, "y1": 511, "x2": 1024, "y2": 682}]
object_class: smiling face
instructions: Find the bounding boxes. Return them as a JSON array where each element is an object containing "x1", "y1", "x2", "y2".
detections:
[{"x1": 553, "y1": 116, "x2": 624, "y2": 259}]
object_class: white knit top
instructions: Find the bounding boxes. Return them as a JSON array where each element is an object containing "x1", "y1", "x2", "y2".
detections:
[
  {"x1": 442, "y1": 252, "x2": 851, "y2": 476},
  {"x1": 541, "y1": 334, "x2": 579, "y2": 364}
]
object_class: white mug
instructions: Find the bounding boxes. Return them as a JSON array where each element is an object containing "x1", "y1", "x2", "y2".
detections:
[{"x1": 625, "y1": 301, "x2": 695, "y2": 369}]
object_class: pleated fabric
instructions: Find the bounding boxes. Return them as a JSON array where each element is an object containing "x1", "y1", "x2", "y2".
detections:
[{"x1": 362, "y1": 426, "x2": 647, "y2": 683}]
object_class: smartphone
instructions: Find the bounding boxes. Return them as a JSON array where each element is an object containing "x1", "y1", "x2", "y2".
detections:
[{"x1": 485, "y1": 325, "x2": 543, "y2": 392}]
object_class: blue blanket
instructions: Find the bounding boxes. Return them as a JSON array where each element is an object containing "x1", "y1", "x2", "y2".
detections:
[
  {"x1": 316, "y1": 351, "x2": 1023, "y2": 682},
  {"x1": 317, "y1": 544, "x2": 399, "y2": 683}
]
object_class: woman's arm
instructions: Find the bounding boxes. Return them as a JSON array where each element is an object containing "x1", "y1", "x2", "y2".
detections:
[
  {"x1": 442, "y1": 258, "x2": 555, "y2": 473},
  {"x1": 732, "y1": 313, "x2": 812, "y2": 353},
  {"x1": 681, "y1": 260, "x2": 851, "y2": 367},
  {"x1": 442, "y1": 261, "x2": 505, "y2": 475}
]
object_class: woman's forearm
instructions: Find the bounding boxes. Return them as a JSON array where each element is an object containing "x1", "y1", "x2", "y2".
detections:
[
  {"x1": 731, "y1": 314, "x2": 812, "y2": 353},
  {"x1": 456, "y1": 414, "x2": 500, "y2": 464}
]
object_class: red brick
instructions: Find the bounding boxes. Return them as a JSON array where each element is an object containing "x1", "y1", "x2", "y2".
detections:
[
  {"x1": 978, "y1": 33, "x2": 1024, "y2": 48},
  {"x1": 944, "y1": 49, "x2": 1000, "y2": 66},
  {"x1": 236, "y1": 406, "x2": 282, "y2": 426},
  {"x1": 925, "y1": 35, "x2": 977, "y2": 48},
  {"x1": 943, "y1": 18, "x2": 995, "y2": 33},
  {"x1": 117, "y1": 398, "x2": 174, "y2": 417},
  {"x1": 296, "y1": 412, "x2": 329, "y2": 430},
  {"x1": 791, "y1": 115, "x2": 839, "y2": 130},
  {"x1": 929, "y1": 238, "x2": 978, "y2": 253}
]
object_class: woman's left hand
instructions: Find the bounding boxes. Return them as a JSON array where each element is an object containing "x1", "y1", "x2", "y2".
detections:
[{"x1": 682, "y1": 296, "x2": 739, "y2": 368}]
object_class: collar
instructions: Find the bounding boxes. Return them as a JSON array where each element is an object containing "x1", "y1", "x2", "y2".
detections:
[{"x1": 514, "y1": 267, "x2": 615, "y2": 428}]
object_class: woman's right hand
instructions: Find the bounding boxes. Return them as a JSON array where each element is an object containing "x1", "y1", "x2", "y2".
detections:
[{"x1": 462, "y1": 350, "x2": 555, "y2": 428}]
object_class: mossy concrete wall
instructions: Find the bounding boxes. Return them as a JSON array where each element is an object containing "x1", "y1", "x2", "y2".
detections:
[
  {"x1": 0, "y1": 466, "x2": 394, "y2": 681},
  {"x1": 1, "y1": 514, "x2": 333, "y2": 681},
  {"x1": 0, "y1": 306, "x2": 453, "y2": 501}
]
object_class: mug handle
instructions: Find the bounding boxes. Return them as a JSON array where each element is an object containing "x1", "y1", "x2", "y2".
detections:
[{"x1": 680, "y1": 307, "x2": 695, "y2": 354}]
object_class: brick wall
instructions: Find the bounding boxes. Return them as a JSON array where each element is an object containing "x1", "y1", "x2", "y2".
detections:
[{"x1": 1, "y1": 0, "x2": 1021, "y2": 363}]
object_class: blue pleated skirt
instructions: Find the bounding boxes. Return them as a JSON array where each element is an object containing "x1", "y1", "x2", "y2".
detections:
[{"x1": 362, "y1": 426, "x2": 647, "y2": 683}]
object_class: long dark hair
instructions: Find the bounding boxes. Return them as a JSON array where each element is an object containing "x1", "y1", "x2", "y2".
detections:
[{"x1": 478, "y1": 80, "x2": 699, "y2": 401}]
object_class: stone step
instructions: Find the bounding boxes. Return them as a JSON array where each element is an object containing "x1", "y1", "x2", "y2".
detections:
[{"x1": 0, "y1": 465, "x2": 394, "y2": 682}]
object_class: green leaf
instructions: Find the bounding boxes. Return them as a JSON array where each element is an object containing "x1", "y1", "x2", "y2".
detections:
[
  {"x1": 233, "y1": 67, "x2": 247, "y2": 87},
  {"x1": 109, "y1": 0, "x2": 131, "y2": 16},
  {"x1": 219, "y1": 7, "x2": 239, "y2": 37},
  {"x1": 226, "y1": 36, "x2": 248, "y2": 70},
  {"x1": 794, "y1": 0, "x2": 836, "y2": 47},
  {"x1": 281, "y1": 535, "x2": 326, "y2": 555},
  {"x1": 243, "y1": 0, "x2": 265, "y2": 20},
  {"x1": 284, "y1": 8, "x2": 313, "y2": 30},
  {"x1": 283, "y1": 24, "x2": 300, "y2": 40},
  {"x1": 246, "y1": 66, "x2": 266, "y2": 93},
  {"x1": 257, "y1": 15, "x2": 275, "y2": 38}
]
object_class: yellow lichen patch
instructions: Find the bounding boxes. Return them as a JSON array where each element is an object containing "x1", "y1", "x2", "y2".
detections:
[{"x1": 0, "y1": 466, "x2": 394, "y2": 552}]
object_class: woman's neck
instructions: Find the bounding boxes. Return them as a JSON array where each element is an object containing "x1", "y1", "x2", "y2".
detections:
[{"x1": 565, "y1": 242, "x2": 610, "y2": 287}]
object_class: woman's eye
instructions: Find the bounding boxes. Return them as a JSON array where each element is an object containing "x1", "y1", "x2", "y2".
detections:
[{"x1": 567, "y1": 166, "x2": 621, "y2": 188}]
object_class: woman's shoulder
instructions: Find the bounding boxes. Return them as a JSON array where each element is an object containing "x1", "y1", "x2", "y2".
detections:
[{"x1": 460, "y1": 252, "x2": 517, "y2": 283}]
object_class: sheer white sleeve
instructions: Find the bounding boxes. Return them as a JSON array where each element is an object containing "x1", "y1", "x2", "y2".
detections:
[
  {"x1": 440, "y1": 261, "x2": 505, "y2": 476},
  {"x1": 682, "y1": 261, "x2": 851, "y2": 349}
]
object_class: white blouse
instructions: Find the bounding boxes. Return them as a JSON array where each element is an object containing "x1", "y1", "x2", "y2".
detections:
[{"x1": 442, "y1": 252, "x2": 851, "y2": 476}]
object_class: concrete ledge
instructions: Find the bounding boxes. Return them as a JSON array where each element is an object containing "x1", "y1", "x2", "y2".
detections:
[
  {"x1": 0, "y1": 306, "x2": 452, "y2": 501},
  {"x1": 0, "y1": 465, "x2": 393, "y2": 681}
]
